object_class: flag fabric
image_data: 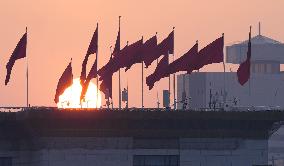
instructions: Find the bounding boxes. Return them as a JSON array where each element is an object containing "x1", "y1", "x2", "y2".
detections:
[
  {"x1": 99, "y1": 56, "x2": 113, "y2": 99},
  {"x1": 112, "y1": 26, "x2": 120, "y2": 56},
  {"x1": 237, "y1": 31, "x2": 251, "y2": 85},
  {"x1": 100, "y1": 74, "x2": 113, "y2": 99},
  {"x1": 146, "y1": 55, "x2": 169, "y2": 90},
  {"x1": 144, "y1": 31, "x2": 174, "y2": 68},
  {"x1": 54, "y1": 62, "x2": 73, "y2": 103},
  {"x1": 157, "y1": 30, "x2": 174, "y2": 55},
  {"x1": 80, "y1": 25, "x2": 98, "y2": 85},
  {"x1": 80, "y1": 59, "x2": 98, "y2": 101},
  {"x1": 86, "y1": 26, "x2": 99, "y2": 55},
  {"x1": 142, "y1": 35, "x2": 158, "y2": 68},
  {"x1": 5, "y1": 32, "x2": 27, "y2": 85},
  {"x1": 97, "y1": 24, "x2": 121, "y2": 78},
  {"x1": 167, "y1": 43, "x2": 198, "y2": 75},
  {"x1": 98, "y1": 44, "x2": 128, "y2": 79},
  {"x1": 125, "y1": 39, "x2": 144, "y2": 71},
  {"x1": 187, "y1": 36, "x2": 224, "y2": 73}
]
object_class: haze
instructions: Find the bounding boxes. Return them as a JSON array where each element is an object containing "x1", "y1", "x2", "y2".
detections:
[{"x1": 0, "y1": 0, "x2": 283, "y2": 107}]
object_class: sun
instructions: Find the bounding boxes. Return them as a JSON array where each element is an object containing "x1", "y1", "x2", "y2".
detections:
[{"x1": 57, "y1": 78, "x2": 102, "y2": 109}]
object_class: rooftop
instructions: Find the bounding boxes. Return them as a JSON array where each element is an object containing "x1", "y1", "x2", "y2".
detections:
[
  {"x1": 1, "y1": 108, "x2": 284, "y2": 140},
  {"x1": 236, "y1": 35, "x2": 282, "y2": 46}
]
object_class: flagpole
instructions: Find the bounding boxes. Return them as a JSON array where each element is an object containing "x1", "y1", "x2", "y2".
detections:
[
  {"x1": 107, "y1": 46, "x2": 113, "y2": 109},
  {"x1": 168, "y1": 51, "x2": 171, "y2": 109},
  {"x1": 156, "y1": 57, "x2": 159, "y2": 108},
  {"x1": 141, "y1": 36, "x2": 144, "y2": 108},
  {"x1": 26, "y1": 27, "x2": 29, "y2": 108},
  {"x1": 249, "y1": 26, "x2": 252, "y2": 96},
  {"x1": 96, "y1": 23, "x2": 99, "y2": 108},
  {"x1": 142, "y1": 59, "x2": 144, "y2": 108},
  {"x1": 172, "y1": 27, "x2": 176, "y2": 110},
  {"x1": 222, "y1": 33, "x2": 226, "y2": 108},
  {"x1": 118, "y1": 16, "x2": 122, "y2": 110}
]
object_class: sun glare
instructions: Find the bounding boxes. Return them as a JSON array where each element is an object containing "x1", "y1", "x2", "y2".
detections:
[{"x1": 57, "y1": 78, "x2": 102, "y2": 109}]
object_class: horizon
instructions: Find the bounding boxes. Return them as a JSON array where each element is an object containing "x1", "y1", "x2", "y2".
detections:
[{"x1": 0, "y1": 0, "x2": 284, "y2": 108}]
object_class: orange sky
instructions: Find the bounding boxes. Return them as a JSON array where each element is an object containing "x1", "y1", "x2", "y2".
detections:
[{"x1": 0, "y1": 0, "x2": 283, "y2": 108}]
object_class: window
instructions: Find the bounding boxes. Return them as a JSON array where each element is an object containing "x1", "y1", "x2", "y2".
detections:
[
  {"x1": 133, "y1": 155, "x2": 179, "y2": 166},
  {"x1": 0, "y1": 157, "x2": 12, "y2": 166}
]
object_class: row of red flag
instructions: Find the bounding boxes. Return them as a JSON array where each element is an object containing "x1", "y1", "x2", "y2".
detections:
[{"x1": 4, "y1": 25, "x2": 252, "y2": 105}]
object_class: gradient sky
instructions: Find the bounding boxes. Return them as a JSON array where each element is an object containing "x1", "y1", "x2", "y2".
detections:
[{"x1": 0, "y1": 0, "x2": 284, "y2": 108}]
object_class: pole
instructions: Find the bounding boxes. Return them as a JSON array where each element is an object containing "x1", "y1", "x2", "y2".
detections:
[
  {"x1": 96, "y1": 23, "x2": 99, "y2": 108},
  {"x1": 142, "y1": 60, "x2": 144, "y2": 108},
  {"x1": 258, "y1": 22, "x2": 261, "y2": 36},
  {"x1": 157, "y1": 91, "x2": 160, "y2": 108},
  {"x1": 156, "y1": 58, "x2": 159, "y2": 108},
  {"x1": 126, "y1": 82, "x2": 129, "y2": 108},
  {"x1": 222, "y1": 33, "x2": 226, "y2": 108},
  {"x1": 107, "y1": 46, "x2": 113, "y2": 109},
  {"x1": 141, "y1": 37, "x2": 144, "y2": 108},
  {"x1": 168, "y1": 52, "x2": 171, "y2": 109},
  {"x1": 172, "y1": 27, "x2": 176, "y2": 110},
  {"x1": 173, "y1": 56, "x2": 176, "y2": 110},
  {"x1": 118, "y1": 16, "x2": 122, "y2": 110},
  {"x1": 26, "y1": 27, "x2": 29, "y2": 108},
  {"x1": 249, "y1": 26, "x2": 252, "y2": 96}
]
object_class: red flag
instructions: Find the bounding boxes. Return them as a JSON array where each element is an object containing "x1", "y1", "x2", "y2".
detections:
[
  {"x1": 100, "y1": 74, "x2": 113, "y2": 99},
  {"x1": 158, "y1": 30, "x2": 174, "y2": 55},
  {"x1": 144, "y1": 31, "x2": 174, "y2": 68},
  {"x1": 80, "y1": 59, "x2": 98, "y2": 101},
  {"x1": 80, "y1": 25, "x2": 98, "y2": 84},
  {"x1": 167, "y1": 43, "x2": 198, "y2": 75},
  {"x1": 146, "y1": 55, "x2": 169, "y2": 90},
  {"x1": 54, "y1": 61, "x2": 73, "y2": 103},
  {"x1": 5, "y1": 32, "x2": 27, "y2": 85},
  {"x1": 142, "y1": 35, "x2": 158, "y2": 67},
  {"x1": 98, "y1": 43, "x2": 132, "y2": 79},
  {"x1": 125, "y1": 39, "x2": 144, "y2": 71},
  {"x1": 194, "y1": 36, "x2": 224, "y2": 71},
  {"x1": 237, "y1": 30, "x2": 251, "y2": 85},
  {"x1": 99, "y1": 56, "x2": 113, "y2": 99},
  {"x1": 112, "y1": 24, "x2": 120, "y2": 56}
]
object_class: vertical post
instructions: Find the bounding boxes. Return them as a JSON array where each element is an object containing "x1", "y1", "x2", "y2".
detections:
[
  {"x1": 142, "y1": 60, "x2": 144, "y2": 108},
  {"x1": 157, "y1": 91, "x2": 160, "y2": 108},
  {"x1": 249, "y1": 26, "x2": 252, "y2": 96},
  {"x1": 107, "y1": 46, "x2": 112, "y2": 109},
  {"x1": 222, "y1": 33, "x2": 226, "y2": 108},
  {"x1": 168, "y1": 54, "x2": 171, "y2": 109},
  {"x1": 118, "y1": 16, "x2": 122, "y2": 110},
  {"x1": 126, "y1": 82, "x2": 129, "y2": 108},
  {"x1": 258, "y1": 22, "x2": 261, "y2": 36},
  {"x1": 107, "y1": 89, "x2": 110, "y2": 109},
  {"x1": 172, "y1": 27, "x2": 176, "y2": 110},
  {"x1": 26, "y1": 27, "x2": 29, "y2": 108},
  {"x1": 169, "y1": 27, "x2": 173, "y2": 110},
  {"x1": 156, "y1": 57, "x2": 159, "y2": 109},
  {"x1": 182, "y1": 74, "x2": 186, "y2": 109},
  {"x1": 96, "y1": 23, "x2": 99, "y2": 108},
  {"x1": 141, "y1": 36, "x2": 144, "y2": 108},
  {"x1": 173, "y1": 56, "x2": 176, "y2": 110}
]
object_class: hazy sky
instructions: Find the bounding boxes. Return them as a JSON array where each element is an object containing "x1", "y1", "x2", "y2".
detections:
[{"x1": 0, "y1": 0, "x2": 284, "y2": 108}]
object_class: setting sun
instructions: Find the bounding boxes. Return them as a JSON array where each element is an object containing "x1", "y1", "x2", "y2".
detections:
[{"x1": 57, "y1": 78, "x2": 102, "y2": 109}]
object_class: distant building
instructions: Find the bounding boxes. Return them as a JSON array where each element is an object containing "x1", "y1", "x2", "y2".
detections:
[
  {"x1": 177, "y1": 30, "x2": 284, "y2": 166},
  {"x1": 177, "y1": 32, "x2": 284, "y2": 110}
]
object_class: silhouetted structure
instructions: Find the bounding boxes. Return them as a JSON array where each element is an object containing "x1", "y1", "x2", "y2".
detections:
[{"x1": 0, "y1": 108, "x2": 283, "y2": 166}]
